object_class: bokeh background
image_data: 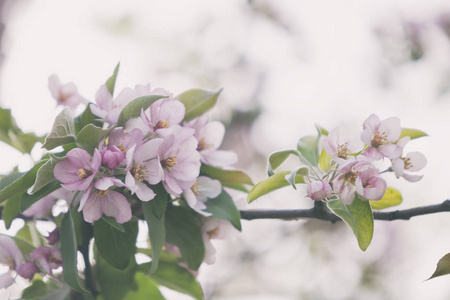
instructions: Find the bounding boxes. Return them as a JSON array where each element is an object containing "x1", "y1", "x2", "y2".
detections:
[{"x1": 2, "y1": 0, "x2": 450, "y2": 299}]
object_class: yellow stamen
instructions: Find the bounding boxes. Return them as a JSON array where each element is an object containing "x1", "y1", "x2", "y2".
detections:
[
  {"x1": 162, "y1": 156, "x2": 177, "y2": 169},
  {"x1": 346, "y1": 171, "x2": 359, "y2": 185},
  {"x1": 131, "y1": 164, "x2": 148, "y2": 182},
  {"x1": 372, "y1": 131, "x2": 388, "y2": 147},
  {"x1": 155, "y1": 120, "x2": 169, "y2": 130},
  {"x1": 78, "y1": 168, "x2": 90, "y2": 179},
  {"x1": 336, "y1": 143, "x2": 350, "y2": 159},
  {"x1": 97, "y1": 190, "x2": 109, "y2": 197}
]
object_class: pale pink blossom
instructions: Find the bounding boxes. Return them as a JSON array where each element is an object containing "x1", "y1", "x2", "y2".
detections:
[
  {"x1": 29, "y1": 247, "x2": 62, "y2": 275},
  {"x1": 107, "y1": 128, "x2": 144, "y2": 153},
  {"x1": 22, "y1": 194, "x2": 55, "y2": 218},
  {"x1": 355, "y1": 168, "x2": 387, "y2": 201},
  {"x1": 185, "y1": 116, "x2": 237, "y2": 167},
  {"x1": 0, "y1": 235, "x2": 26, "y2": 288},
  {"x1": 138, "y1": 98, "x2": 185, "y2": 136},
  {"x1": 392, "y1": 152, "x2": 427, "y2": 182},
  {"x1": 201, "y1": 218, "x2": 237, "y2": 265},
  {"x1": 361, "y1": 114, "x2": 403, "y2": 160},
  {"x1": 101, "y1": 146, "x2": 125, "y2": 169},
  {"x1": 322, "y1": 125, "x2": 363, "y2": 164},
  {"x1": 48, "y1": 75, "x2": 88, "y2": 112},
  {"x1": 54, "y1": 148, "x2": 101, "y2": 191},
  {"x1": 183, "y1": 176, "x2": 222, "y2": 216},
  {"x1": 306, "y1": 180, "x2": 332, "y2": 201}
]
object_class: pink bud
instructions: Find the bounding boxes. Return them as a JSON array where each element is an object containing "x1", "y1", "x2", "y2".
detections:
[{"x1": 307, "y1": 181, "x2": 332, "y2": 201}]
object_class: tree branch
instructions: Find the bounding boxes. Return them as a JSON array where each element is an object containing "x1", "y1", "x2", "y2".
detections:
[{"x1": 239, "y1": 200, "x2": 450, "y2": 222}]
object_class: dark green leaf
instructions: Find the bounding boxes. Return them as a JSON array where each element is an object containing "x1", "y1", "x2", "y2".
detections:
[
  {"x1": 76, "y1": 124, "x2": 114, "y2": 154},
  {"x1": 370, "y1": 188, "x2": 402, "y2": 210},
  {"x1": 327, "y1": 195, "x2": 374, "y2": 251},
  {"x1": 60, "y1": 210, "x2": 89, "y2": 293},
  {"x1": 247, "y1": 171, "x2": 305, "y2": 203},
  {"x1": 117, "y1": 95, "x2": 168, "y2": 127},
  {"x1": 22, "y1": 279, "x2": 51, "y2": 299},
  {"x1": 38, "y1": 284, "x2": 71, "y2": 300},
  {"x1": 267, "y1": 150, "x2": 300, "y2": 175},
  {"x1": 29, "y1": 155, "x2": 65, "y2": 194},
  {"x1": 101, "y1": 216, "x2": 125, "y2": 233},
  {"x1": 0, "y1": 172, "x2": 23, "y2": 190},
  {"x1": 177, "y1": 88, "x2": 222, "y2": 122},
  {"x1": 74, "y1": 104, "x2": 103, "y2": 133},
  {"x1": 2, "y1": 194, "x2": 21, "y2": 229},
  {"x1": 165, "y1": 205, "x2": 204, "y2": 270},
  {"x1": 94, "y1": 218, "x2": 138, "y2": 270},
  {"x1": 124, "y1": 273, "x2": 165, "y2": 300},
  {"x1": 42, "y1": 108, "x2": 76, "y2": 150},
  {"x1": 105, "y1": 63, "x2": 120, "y2": 96},
  {"x1": 297, "y1": 135, "x2": 320, "y2": 166},
  {"x1": 205, "y1": 189, "x2": 241, "y2": 231},
  {"x1": 20, "y1": 180, "x2": 61, "y2": 213},
  {"x1": 428, "y1": 252, "x2": 450, "y2": 280},
  {"x1": 200, "y1": 164, "x2": 253, "y2": 192}
]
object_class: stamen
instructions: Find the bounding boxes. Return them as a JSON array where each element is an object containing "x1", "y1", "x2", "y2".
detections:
[
  {"x1": 337, "y1": 143, "x2": 350, "y2": 159},
  {"x1": 155, "y1": 120, "x2": 169, "y2": 130},
  {"x1": 402, "y1": 157, "x2": 412, "y2": 169},
  {"x1": 372, "y1": 131, "x2": 388, "y2": 147},
  {"x1": 117, "y1": 144, "x2": 127, "y2": 154},
  {"x1": 131, "y1": 164, "x2": 148, "y2": 182},
  {"x1": 191, "y1": 181, "x2": 201, "y2": 196},
  {"x1": 78, "y1": 168, "x2": 91, "y2": 179},
  {"x1": 346, "y1": 171, "x2": 359, "y2": 185},
  {"x1": 162, "y1": 156, "x2": 177, "y2": 169},
  {"x1": 97, "y1": 190, "x2": 109, "y2": 197}
]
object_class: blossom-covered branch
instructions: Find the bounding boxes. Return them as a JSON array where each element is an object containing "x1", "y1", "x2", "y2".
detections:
[{"x1": 239, "y1": 200, "x2": 450, "y2": 221}]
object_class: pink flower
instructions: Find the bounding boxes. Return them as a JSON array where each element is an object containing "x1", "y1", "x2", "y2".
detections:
[
  {"x1": 139, "y1": 98, "x2": 185, "y2": 136},
  {"x1": 48, "y1": 75, "x2": 88, "y2": 112},
  {"x1": 29, "y1": 247, "x2": 62, "y2": 275},
  {"x1": 101, "y1": 146, "x2": 125, "y2": 169},
  {"x1": 22, "y1": 194, "x2": 55, "y2": 218},
  {"x1": 185, "y1": 116, "x2": 237, "y2": 167},
  {"x1": 16, "y1": 261, "x2": 39, "y2": 280},
  {"x1": 54, "y1": 148, "x2": 101, "y2": 191},
  {"x1": 361, "y1": 114, "x2": 403, "y2": 160},
  {"x1": 78, "y1": 177, "x2": 131, "y2": 223},
  {"x1": 392, "y1": 152, "x2": 427, "y2": 182},
  {"x1": 158, "y1": 126, "x2": 201, "y2": 196},
  {"x1": 355, "y1": 168, "x2": 387, "y2": 201},
  {"x1": 306, "y1": 180, "x2": 332, "y2": 201},
  {"x1": 0, "y1": 235, "x2": 26, "y2": 288},
  {"x1": 107, "y1": 128, "x2": 144, "y2": 153},
  {"x1": 201, "y1": 218, "x2": 237, "y2": 265},
  {"x1": 125, "y1": 139, "x2": 164, "y2": 201},
  {"x1": 183, "y1": 176, "x2": 222, "y2": 216},
  {"x1": 322, "y1": 125, "x2": 363, "y2": 164}
]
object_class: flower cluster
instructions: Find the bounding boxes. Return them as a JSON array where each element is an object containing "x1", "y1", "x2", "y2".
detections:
[{"x1": 306, "y1": 114, "x2": 427, "y2": 204}]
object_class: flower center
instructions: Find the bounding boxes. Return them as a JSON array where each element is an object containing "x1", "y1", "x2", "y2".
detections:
[
  {"x1": 402, "y1": 157, "x2": 413, "y2": 169},
  {"x1": 155, "y1": 120, "x2": 169, "y2": 130},
  {"x1": 337, "y1": 143, "x2": 350, "y2": 159},
  {"x1": 345, "y1": 171, "x2": 359, "y2": 185},
  {"x1": 78, "y1": 168, "x2": 91, "y2": 179},
  {"x1": 372, "y1": 131, "x2": 388, "y2": 147},
  {"x1": 197, "y1": 138, "x2": 213, "y2": 151},
  {"x1": 117, "y1": 144, "x2": 127, "y2": 154},
  {"x1": 162, "y1": 156, "x2": 177, "y2": 169},
  {"x1": 131, "y1": 164, "x2": 148, "y2": 182},
  {"x1": 191, "y1": 181, "x2": 201, "y2": 196},
  {"x1": 96, "y1": 189, "x2": 109, "y2": 197}
]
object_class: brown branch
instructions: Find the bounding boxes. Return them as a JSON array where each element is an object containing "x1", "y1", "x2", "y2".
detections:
[{"x1": 239, "y1": 200, "x2": 450, "y2": 222}]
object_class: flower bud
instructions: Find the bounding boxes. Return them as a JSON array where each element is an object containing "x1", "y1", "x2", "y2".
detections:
[{"x1": 307, "y1": 181, "x2": 332, "y2": 201}]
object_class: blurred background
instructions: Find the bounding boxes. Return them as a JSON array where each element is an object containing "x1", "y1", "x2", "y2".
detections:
[{"x1": 2, "y1": 0, "x2": 450, "y2": 299}]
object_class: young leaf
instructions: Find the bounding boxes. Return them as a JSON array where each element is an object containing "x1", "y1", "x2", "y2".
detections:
[
  {"x1": 60, "y1": 210, "x2": 89, "y2": 294},
  {"x1": 284, "y1": 167, "x2": 309, "y2": 190},
  {"x1": 247, "y1": 171, "x2": 305, "y2": 203},
  {"x1": 399, "y1": 128, "x2": 427, "y2": 140},
  {"x1": 327, "y1": 195, "x2": 374, "y2": 251},
  {"x1": 204, "y1": 189, "x2": 242, "y2": 231},
  {"x1": 200, "y1": 164, "x2": 253, "y2": 192},
  {"x1": 42, "y1": 107, "x2": 76, "y2": 150},
  {"x1": 124, "y1": 273, "x2": 165, "y2": 300},
  {"x1": 318, "y1": 149, "x2": 333, "y2": 172},
  {"x1": 177, "y1": 88, "x2": 222, "y2": 122},
  {"x1": 267, "y1": 150, "x2": 300, "y2": 175},
  {"x1": 165, "y1": 205, "x2": 205, "y2": 270},
  {"x1": 106, "y1": 63, "x2": 120, "y2": 96},
  {"x1": 370, "y1": 188, "x2": 402, "y2": 210},
  {"x1": 29, "y1": 155, "x2": 65, "y2": 194},
  {"x1": 117, "y1": 95, "x2": 168, "y2": 127},
  {"x1": 142, "y1": 185, "x2": 169, "y2": 273},
  {"x1": 297, "y1": 135, "x2": 320, "y2": 166},
  {"x1": 428, "y1": 253, "x2": 450, "y2": 280},
  {"x1": 76, "y1": 124, "x2": 114, "y2": 154},
  {"x1": 94, "y1": 218, "x2": 138, "y2": 270}
]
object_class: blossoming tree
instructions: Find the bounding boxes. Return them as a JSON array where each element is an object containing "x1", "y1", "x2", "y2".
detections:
[{"x1": 0, "y1": 64, "x2": 448, "y2": 299}]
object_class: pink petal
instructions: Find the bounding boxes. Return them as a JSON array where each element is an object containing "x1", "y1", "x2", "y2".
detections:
[
  {"x1": 135, "y1": 181, "x2": 156, "y2": 202},
  {"x1": 82, "y1": 192, "x2": 103, "y2": 223},
  {"x1": 406, "y1": 152, "x2": 427, "y2": 171},
  {"x1": 200, "y1": 150, "x2": 237, "y2": 167},
  {"x1": 101, "y1": 191, "x2": 132, "y2": 224},
  {"x1": 379, "y1": 117, "x2": 401, "y2": 142}
]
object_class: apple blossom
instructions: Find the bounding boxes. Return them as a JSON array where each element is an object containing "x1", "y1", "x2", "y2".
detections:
[
  {"x1": 29, "y1": 247, "x2": 62, "y2": 276},
  {"x1": 101, "y1": 145, "x2": 126, "y2": 169},
  {"x1": 201, "y1": 218, "x2": 237, "y2": 265},
  {"x1": 48, "y1": 74, "x2": 88, "y2": 112},
  {"x1": 0, "y1": 235, "x2": 27, "y2": 288},
  {"x1": 107, "y1": 128, "x2": 145, "y2": 154},
  {"x1": 183, "y1": 176, "x2": 222, "y2": 216},
  {"x1": 306, "y1": 180, "x2": 332, "y2": 201},
  {"x1": 322, "y1": 125, "x2": 364, "y2": 164},
  {"x1": 392, "y1": 152, "x2": 427, "y2": 182},
  {"x1": 139, "y1": 98, "x2": 186, "y2": 136}
]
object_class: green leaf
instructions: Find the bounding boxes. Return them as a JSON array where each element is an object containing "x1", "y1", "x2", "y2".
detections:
[
  {"x1": 2, "y1": 194, "x2": 21, "y2": 229},
  {"x1": 142, "y1": 185, "x2": 169, "y2": 273},
  {"x1": 0, "y1": 160, "x2": 46, "y2": 204},
  {"x1": 38, "y1": 284, "x2": 71, "y2": 300},
  {"x1": 0, "y1": 172, "x2": 23, "y2": 190},
  {"x1": 106, "y1": 63, "x2": 120, "y2": 96},
  {"x1": 428, "y1": 253, "x2": 450, "y2": 280},
  {"x1": 399, "y1": 128, "x2": 428, "y2": 140},
  {"x1": 297, "y1": 135, "x2": 320, "y2": 166},
  {"x1": 22, "y1": 279, "x2": 51, "y2": 299},
  {"x1": 94, "y1": 218, "x2": 138, "y2": 270},
  {"x1": 101, "y1": 216, "x2": 125, "y2": 233},
  {"x1": 284, "y1": 167, "x2": 308, "y2": 190},
  {"x1": 149, "y1": 260, "x2": 203, "y2": 300},
  {"x1": 177, "y1": 88, "x2": 222, "y2": 122},
  {"x1": 74, "y1": 104, "x2": 103, "y2": 133},
  {"x1": 76, "y1": 124, "x2": 114, "y2": 154},
  {"x1": 370, "y1": 188, "x2": 402, "y2": 210},
  {"x1": 117, "y1": 95, "x2": 168, "y2": 127},
  {"x1": 29, "y1": 155, "x2": 65, "y2": 194},
  {"x1": 20, "y1": 180, "x2": 61, "y2": 213},
  {"x1": 267, "y1": 150, "x2": 300, "y2": 175},
  {"x1": 42, "y1": 107, "x2": 76, "y2": 150},
  {"x1": 200, "y1": 164, "x2": 253, "y2": 192},
  {"x1": 315, "y1": 124, "x2": 329, "y2": 136},
  {"x1": 327, "y1": 195, "x2": 374, "y2": 251},
  {"x1": 13, "y1": 227, "x2": 35, "y2": 254},
  {"x1": 247, "y1": 171, "x2": 305, "y2": 203},
  {"x1": 205, "y1": 189, "x2": 241, "y2": 231},
  {"x1": 60, "y1": 210, "x2": 89, "y2": 294},
  {"x1": 4, "y1": 235, "x2": 35, "y2": 255},
  {"x1": 124, "y1": 273, "x2": 166, "y2": 300},
  {"x1": 165, "y1": 205, "x2": 205, "y2": 270},
  {"x1": 318, "y1": 149, "x2": 333, "y2": 171}
]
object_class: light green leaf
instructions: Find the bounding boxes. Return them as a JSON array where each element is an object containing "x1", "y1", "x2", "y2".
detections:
[
  {"x1": 177, "y1": 88, "x2": 222, "y2": 121},
  {"x1": 370, "y1": 188, "x2": 402, "y2": 210},
  {"x1": 315, "y1": 124, "x2": 329, "y2": 136},
  {"x1": 76, "y1": 124, "x2": 114, "y2": 154},
  {"x1": 42, "y1": 107, "x2": 76, "y2": 150},
  {"x1": 200, "y1": 164, "x2": 253, "y2": 192},
  {"x1": 327, "y1": 195, "x2": 374, "y2": 251},
  {"x1": 60, "y1": 210, "x2": 89, "y2": 294},
  {"x1": 247, "y1": 171, "x2": 305, "y2": 203},
  {"x1": 124, "y1": 273, "x2": 166, "y2": 300},
  {"x1": 267, "y1": 150, "x2": 300, "y2": 175},
  {"x1": 399, "y1": 128, "x2": 428, "y2": 140},
  {"x1": 20, "y1": 180, "x2": 61, "y2": 213},
  {"x1": 428, "y1": 253, "x2": 450, "y2": 280},
  {"x1": 284, "y1": 167, "x2": 308, "y2": 190},
  {"x1": 165, "y1": 205, "x2": 204, "y2": 270},
  {"x1": 94, "y1": 218, "x2": 138, "y2": 270},
  {"x1": 21, "y1": 279, "x2": 52, "y2": 299},
  {"x1": 117, "y1": 95, "x2": 168, "y2": 127},
  {"x1": 204, "y1": 189, "x2": 241, "y2": 231},
  {"x1": 318, "y1": 149, "x2": 333, "y2": 172},
  {"x1": 29, "y1": 155, "x2": 65, "y2": 194},
  {"x1": 106, "y1": 63, "x2": 120, "y2": 96},
  {"x1": 297, "y1": 135, "x2": 320, "y2": 166}
]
